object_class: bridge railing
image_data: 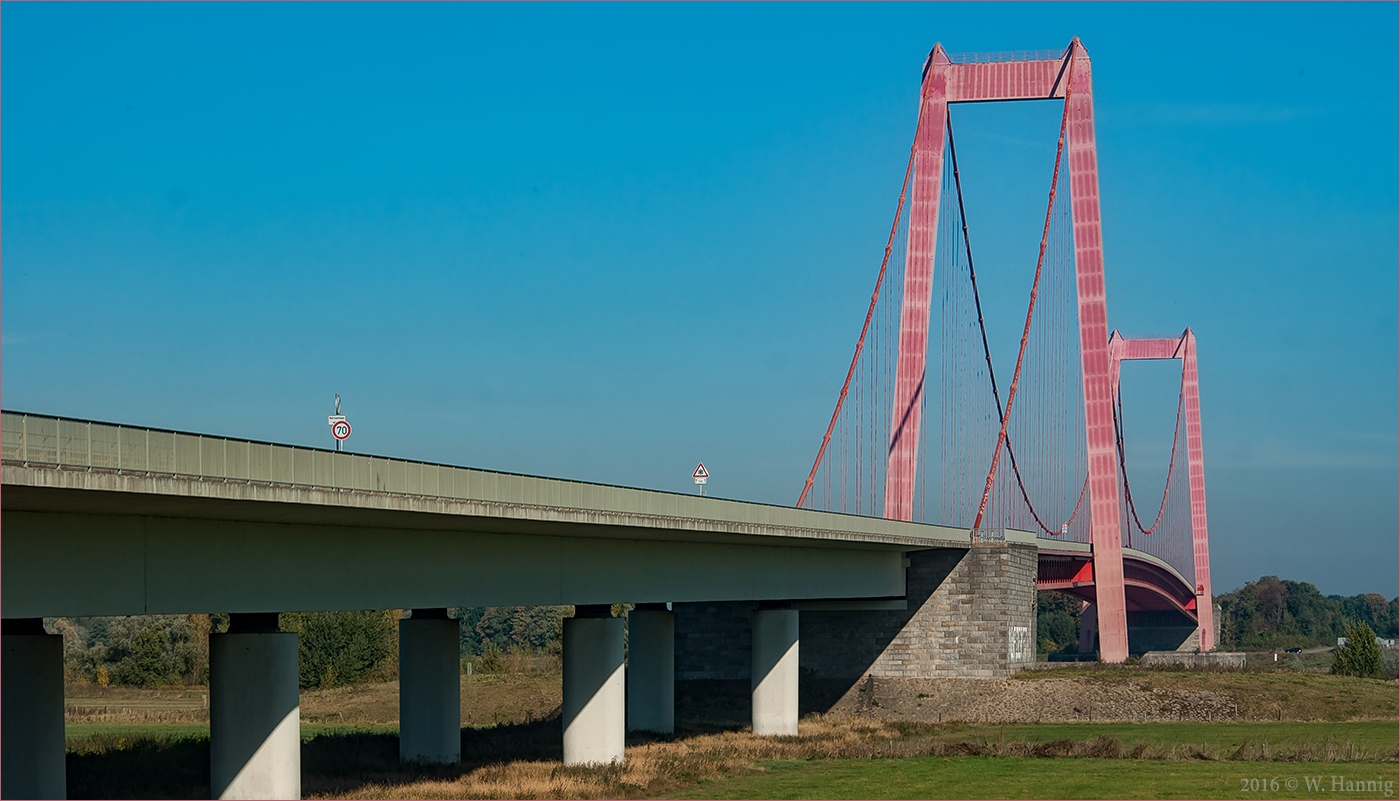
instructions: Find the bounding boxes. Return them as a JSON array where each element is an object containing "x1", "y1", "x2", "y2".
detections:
[
  {"x1": 946, "y1": 49, "x2": 1068, "y2": 64},
  {"x1": 970, "y1": 527, "x2": 1004, "y2": 543},
  {"x1": 2, "y1": 411, "x2": 496, "y2": 499}
]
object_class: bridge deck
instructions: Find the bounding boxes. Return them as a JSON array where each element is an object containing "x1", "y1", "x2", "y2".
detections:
[
  {"x1": 2, "y1": 411, "x2": 971, "y2": 550},
  {"x1": 1, "y1": 412, "x2": 1192, "y2": 619},
  {"x1": 2, "y1": 412, "x2": 972, "y2": 618}
]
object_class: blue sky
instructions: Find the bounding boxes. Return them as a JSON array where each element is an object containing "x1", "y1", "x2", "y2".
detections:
[{"x1": 3, "y1": 2, "x2": 1396, "y2": 596}]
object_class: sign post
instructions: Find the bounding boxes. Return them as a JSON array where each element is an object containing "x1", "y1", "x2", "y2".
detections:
[
  {"x1": 692, "y1": 462, "x2": 709, "y2": 496},
  {"x1": 328, "y1": 394, "x2": 351, "y2": 451}
]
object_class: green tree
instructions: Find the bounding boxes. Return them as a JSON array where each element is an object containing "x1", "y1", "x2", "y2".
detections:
[
  {"x1": 102, "y1": 616, "x2": 203, "y2": 687},
  {"x1": 1337, "y1": 593, "x2": 1398, "y2": 640},
  {"x1": 280, "y1": 610, "x2": 398, "y2": 689},
  {"x1": 453, "y1": 606, "x2": 569, "y2": 656},
  {"x1": 453, "y1": 607, "x2": 487, "y2": 656},
  {"x1": 51, "y1": 615, "x2": 214, "y2": 687},
  {"x1": 1216, "y1": 576, "x2": 1347, "y2": 649},
  {"x1": 1332, "y1": 621, "x2": 1383, "y2": 678},
  {"x1": 1216, "y1": 576, "x2": 1399, "y2": 650},
  {"x1": 1036, "y1": 592, "x2": 1082, "y2": 654}
]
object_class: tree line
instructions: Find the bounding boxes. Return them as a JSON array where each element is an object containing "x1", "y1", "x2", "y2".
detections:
[
  {"x1": 1216, "y1": 576, "x2": 1397, "y2": 650},
  {"x1": 50, "y1": 606, "x2": 572, "y2": 690},
  {"x1": 1036, "y1": 575, "x2": 1399, "y2": 654}
]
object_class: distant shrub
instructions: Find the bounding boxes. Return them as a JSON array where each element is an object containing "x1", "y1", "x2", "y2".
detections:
[
  {"x1": 1380, "y1": 646, "x2": 1399, "y2": 680},
  {"x1": 1332, "y1": 621, "x2": 1382, "y2": 678},
  {"x1": 280, "y1": 610, "x2": 398, "y2": 689},
  {"x1": 454, "y1": 606, "x2": 569, "y2": 656},
  {"x1": 54, "y1": 615, "x2": 209, "y2": 687},
  {"x1": 476, "y1": 642, "x2": 505, "y2": 673}
]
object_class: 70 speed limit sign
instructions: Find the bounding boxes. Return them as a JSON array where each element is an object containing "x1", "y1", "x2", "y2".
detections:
[{"x1": 328, "y1": 414, "x2": 352, "y2": 441}]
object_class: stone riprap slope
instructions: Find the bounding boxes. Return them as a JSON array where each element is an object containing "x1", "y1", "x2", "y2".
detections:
[{"x1": 830, "y1": 670, "x2": 1396, "y2": 724}]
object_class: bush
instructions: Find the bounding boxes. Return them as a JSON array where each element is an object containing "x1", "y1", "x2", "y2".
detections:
[
  {"x1": 1332, "y1": 621, "x2": 1383, "y2": 678},
  {"x1": 1381, "y1": 646, "x2": 1399, "y2": 680},
  {"x1": 279, "y1": 610, "x2": 398, "y2": 689},
  {"x1": 53, "y1": 615, "x2": 210, "y2": 687},
  {"x1": 476, "y1": 642, "x2": 505, "y2": 673},
  {"x1": 454, "y1": 606, "x2": 569, "y2": 656}
]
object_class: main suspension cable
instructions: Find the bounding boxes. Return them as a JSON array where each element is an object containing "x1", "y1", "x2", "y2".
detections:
[
  {"x1": 948, "y1": 112, "x2": 1078, "y2": 537},
  {"x1": 1115, "y1": 370, "x2": 1186, "y2": 538}
]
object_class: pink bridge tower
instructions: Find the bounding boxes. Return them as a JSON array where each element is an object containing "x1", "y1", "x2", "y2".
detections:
[{"x1": 881, "y1": 39, "x2": 1131, "y2": 662}]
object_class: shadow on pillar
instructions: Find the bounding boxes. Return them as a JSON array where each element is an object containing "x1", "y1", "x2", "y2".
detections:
[
  {"x1": 751, "y1": 608, "x2": 798, "y2": 736},
  {"x1": 210, "y1": 613, "x2": 300, "y2": 800},
  {"x1": 562, "y1": 606, "x2": 625, "y2": 765},
  {"x1": 400, "y1": 609, "x2": 461, "y2": 764},
  {"x1": 1079, "y1": 601, "x2": 1098, "y2": 654},
  {"x1": 65, "y1": 717, "x2": 574, "y2": 799},
  {"x1": 3, "y1": 619, "x2": 66, "y2": 800},
  {"x1": 1127, "y1": 610, "x2": 1199, "y2": 654},
  {"x1": 626, "y1": 606, "x2": 674, "y2": 735}
]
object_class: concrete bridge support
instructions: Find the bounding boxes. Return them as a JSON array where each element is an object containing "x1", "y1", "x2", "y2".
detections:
[
  {"x1": 751, "y1": 608, "x2": 799, "y2": 736},
  {"x1": 797, "y1": 542, "x2": 1037, "y2": 680},
  {"x1": 1079, "y1": 601, "x2": 1098, "y2": 653},
  {"x1": 672, "y1": 542, "x2": 1038, "y2": 726},
  {"x1": 399, "y1": 609, "x2": 461, "y2": 763},
  {"x1": 1, "y1": 619, "x2": 66, "y2": 800},
  {"x1": 562, "y1": 606, "x2": 625, "y2": 765},
  {"x1": 626, "y1": 605, "x2": 674, "y2": 734},
  {"x1": 1126, "y1": 610, "x2": 1199, "y2": 654},
  {"x1": 210, "y1": 614, "x2": 300, "y2": 800}
]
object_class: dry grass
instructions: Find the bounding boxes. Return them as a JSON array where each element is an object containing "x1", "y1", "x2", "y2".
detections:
[
  {"x1": 296, "y1": 673, "x2": 562, "y2": 727},
  {"x1": 65, "y1": 686, "x2": 209, "y2": 724},
  {"x1": 66, "y1": 674, "x2": 561, "y2": 728},
  {"x1": 315, "y1": 716, "x2": 1399, "y2": 800}
]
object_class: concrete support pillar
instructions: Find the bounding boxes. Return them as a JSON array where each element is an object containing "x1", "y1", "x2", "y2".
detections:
[
  {"x1": 751, "y1": 608, "x2": 798, "y2": 736},
  {"x1": 2, "y1": 619, "x2": 66, "y2": 800},
  {"x1": 210, "y1": 614, "x2": 300, "y2": 800},
  {"x1": 1079, "y1": 601, "x2": 1098, "y2": 654},
  {"x1": 562, "y1": 606, "x2": 625, "y2": 765},
  {"x1": 626, "y1": 605, "x2": 674, "y2": 734},
  {"x1": 399, "y1": 609, "x2": 461, "y2": 763}
]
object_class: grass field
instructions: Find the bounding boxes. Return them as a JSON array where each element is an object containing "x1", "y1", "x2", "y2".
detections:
[
  {"x1": 670, "y1": 757, "x2": 1400, "y2": 799},
  {"x1": 65, "y1": 718, "x2": 1397, "y2": 799},
  {"x1": 910, "y1": 720, "x2": 1400, "y2": 754},
  {"x1": 62, "y1": 667, "x2": 1398, "y2": 799}
]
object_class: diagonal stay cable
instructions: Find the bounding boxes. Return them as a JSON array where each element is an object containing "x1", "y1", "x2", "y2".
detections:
[{"x1": 796, "y1": 90, "x2": 925, "y2": 509}]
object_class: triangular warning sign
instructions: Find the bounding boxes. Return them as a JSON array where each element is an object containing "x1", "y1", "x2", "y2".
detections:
[{"x1": 692, "y1": 462, "x2": 709, "y2": 479}]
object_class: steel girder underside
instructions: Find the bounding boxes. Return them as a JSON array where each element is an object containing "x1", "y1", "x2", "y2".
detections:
[{"x1": 1037, "y1": 551, "x2": 1199, "y2": 620}]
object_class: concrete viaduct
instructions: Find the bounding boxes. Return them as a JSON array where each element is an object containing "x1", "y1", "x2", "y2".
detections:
[{"x1": 0, "y1": 411, "x2": 1192, "y2": 798}]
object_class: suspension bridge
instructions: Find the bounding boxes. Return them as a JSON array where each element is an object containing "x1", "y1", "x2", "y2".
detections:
[
  {"x1": 0, "y1": 38, "x2": 1213, "y2": 799},
  {"x1": 794, "y1": 38, "x2": 1213, "y2": 663}
]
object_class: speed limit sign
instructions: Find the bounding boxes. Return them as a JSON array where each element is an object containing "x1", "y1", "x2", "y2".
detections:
[{"x1": 331, "y1": 419, "x2": 351, "y2": 441}]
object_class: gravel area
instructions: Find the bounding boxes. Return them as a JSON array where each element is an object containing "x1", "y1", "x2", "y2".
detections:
[{"x1": 833, "y1": 675, "x2": 1242, "y2": 723}]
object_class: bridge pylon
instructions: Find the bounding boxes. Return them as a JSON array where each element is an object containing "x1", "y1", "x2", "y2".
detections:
[
  {"x1": 801, "y1": 38, "x2": 1215, "y2": 662},
  {"x1": 881, "y1": 39, "x2": 1129, "y2": 661}
]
